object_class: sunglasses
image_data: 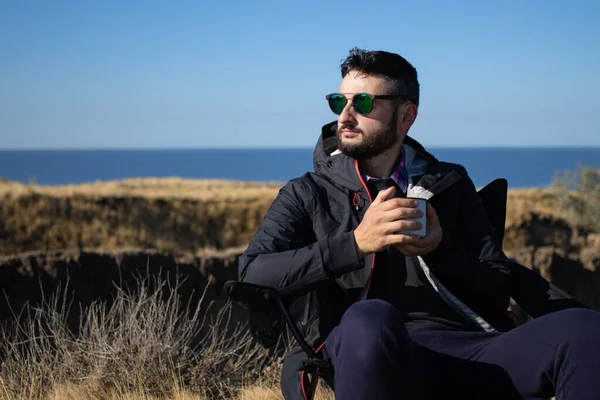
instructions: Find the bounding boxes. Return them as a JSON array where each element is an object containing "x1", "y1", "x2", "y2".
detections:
[{"x1": 325, "y1": 93, "x2": 406, "y2": 115}]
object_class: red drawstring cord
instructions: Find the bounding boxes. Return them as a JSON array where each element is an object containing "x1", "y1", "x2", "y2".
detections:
[{"x1": 352, "y1": 192, "x2": 360, "y2": 210}]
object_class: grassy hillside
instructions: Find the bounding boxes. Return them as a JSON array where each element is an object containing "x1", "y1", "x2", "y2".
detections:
[
  {"x1": 0, "y1": 178, "x2": 280, "y2": 256},
  {"x1": 0, "y1": 177, "x2": 589, "y2": 257}
]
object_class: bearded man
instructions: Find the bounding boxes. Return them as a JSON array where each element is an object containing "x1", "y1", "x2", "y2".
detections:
[{"x1": 238, "y1": 48, "x2": 600, "y2": 400}]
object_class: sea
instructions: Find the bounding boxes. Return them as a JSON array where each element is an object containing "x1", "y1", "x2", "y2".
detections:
[{"x1": 0, "y1": 148, "x2": 599, "y2": 189}]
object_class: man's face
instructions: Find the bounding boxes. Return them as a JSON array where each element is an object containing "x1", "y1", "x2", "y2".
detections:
[{"x1": 335, "y1": 71, "x2": 401, "y2": 159}]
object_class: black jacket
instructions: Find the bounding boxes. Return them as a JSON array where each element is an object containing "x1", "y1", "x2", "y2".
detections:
[{"x1": 238, "y1": 121, "x2": 513, "y2": 348}]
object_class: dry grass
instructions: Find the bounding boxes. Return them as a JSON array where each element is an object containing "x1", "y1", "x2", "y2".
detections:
[
  {"x1": 0, "y1": 179, "x2": 282, "y2": 256},
  {"x1": 550, "y1": 165, "x2": 600, "y2": 232},
  {"x1": 0, "y1": 269, "x2": 300, "y2": 400},
  {"x1": 238, "y1": 383, "x2": 334, "y2": 400},
  {"x1": 506, "y1": 189, "x2": 558, "y2": 224},
  {"x1": 506, "y1": 165, "x2": 600, "y2": 233},
  {"x1": 0, "y1": 178, "x2": 282, "y2": 201},
  {"x1": 0, "y1": 177, "x2": 576, "y2": 257},
  {"x1": 1, "y1": 173, "x2": 595, "y2": 260},
  {"x1": 1, "y1": 378, "x2": 335, "y2": 400}
]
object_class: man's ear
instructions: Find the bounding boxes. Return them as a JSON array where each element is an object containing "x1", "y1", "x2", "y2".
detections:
[{"x1": 401, "y1": 103, "x2": 418, "y2": 126}]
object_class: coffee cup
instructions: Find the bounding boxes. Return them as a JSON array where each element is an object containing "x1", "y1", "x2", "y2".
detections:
[{"x1": 404, "y1": 197, "x2": 427, "y2": 237}]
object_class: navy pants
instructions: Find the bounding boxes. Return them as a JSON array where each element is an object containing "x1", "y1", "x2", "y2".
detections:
[{"x1": 323, "y1": 299, "x2": 600, "y2": 400}]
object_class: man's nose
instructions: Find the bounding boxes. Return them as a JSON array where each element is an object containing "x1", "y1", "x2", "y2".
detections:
[{"x1": 338, "y1": 99, "x2": 357, "y2": 125}]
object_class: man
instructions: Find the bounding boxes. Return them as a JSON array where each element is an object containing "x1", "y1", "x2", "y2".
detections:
[{"x1": 238, "y1": 48, "x2": 600, "y2": 400}]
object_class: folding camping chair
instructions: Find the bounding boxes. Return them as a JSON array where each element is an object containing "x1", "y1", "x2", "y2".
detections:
[{"x1": 224, "y1": 178, "x2": 587, "y2": 400}]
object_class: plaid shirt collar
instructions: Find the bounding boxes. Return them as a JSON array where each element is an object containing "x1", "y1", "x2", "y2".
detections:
[{"x1": 362, "y1": 146, "x2": 408, "y2": 194}]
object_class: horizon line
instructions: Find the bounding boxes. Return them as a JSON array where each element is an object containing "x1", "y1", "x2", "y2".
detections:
[{"x1": 2, "y1": 145, "x2": 600, "y2": 151}]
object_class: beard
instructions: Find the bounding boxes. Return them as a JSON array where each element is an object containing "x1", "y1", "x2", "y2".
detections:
[{"x1": 336, "y1": 111, "x2": 399, "y2": 159}]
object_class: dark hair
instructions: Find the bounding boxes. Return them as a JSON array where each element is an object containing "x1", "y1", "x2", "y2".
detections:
[{"x1": 340, "y1": 48, "x2": 420, "y2": 106}]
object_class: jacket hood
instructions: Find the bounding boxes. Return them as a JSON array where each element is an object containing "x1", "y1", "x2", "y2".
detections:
[
  {"x1": 313, "y1": 121, "x2": 363, "y2": 191},
  {"x1": 313, "y1": 120, "x2": 441, "y2": 191}
]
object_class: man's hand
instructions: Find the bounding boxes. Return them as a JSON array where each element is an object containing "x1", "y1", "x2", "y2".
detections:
[
  {"x1": 394, "y1": 202, "x2": 443, "y2": 256},
  {"x1": 353, "y1": 187, "x2": 424, "y2": 258}
]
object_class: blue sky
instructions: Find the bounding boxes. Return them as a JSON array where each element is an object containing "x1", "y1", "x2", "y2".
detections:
[{"x1": 1, "y1": 0, "x2": 599, "y2": 149}]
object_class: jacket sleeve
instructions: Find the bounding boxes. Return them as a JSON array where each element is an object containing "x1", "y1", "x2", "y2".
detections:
[
  {"x1": 238, "y1": 178, "x2": 363, "y2": 297},
  {"x1": 424, "y1": 168, "x2": 513, "y2": 319}
]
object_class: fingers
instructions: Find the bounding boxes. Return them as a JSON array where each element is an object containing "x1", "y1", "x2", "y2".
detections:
[
  {"x1": 378, "y1": 197, "x2": 422, "y2": 211},
  {"x1": 395, "y1": 237, "x2": 436, "y2": 255},
  {"x1": 387, "y1": 204, "x2": 442, "y2": 256},
  {"x1": 396, "y1": 226, "x2": 443, "y2": 254},
  {"x1": 385, "y1": 233, "x2": 420, "y2": 246},
  {"x1": 387, "y1": 206, "x2": 424, "y2": 220},
  {"x1": 370, "y1": 186, "x2": 395, "y2": 205},
  {"x1": 384, "y1": 219, "x2": 423, "y2": 234},
  {"x1": 426, "y1": 203, "x2": 439, "y2": 226}
]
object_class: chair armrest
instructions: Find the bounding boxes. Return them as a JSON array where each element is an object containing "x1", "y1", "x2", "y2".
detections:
[
  {"x1": 224, "y1": 280, "x2": 280, "y2": 309},
  {"x1": 224, "y1": 281, "x2": 317, "y2": 358},
  {"x1": 510, "y1": 262, "x2": 588, "y2": 318}
]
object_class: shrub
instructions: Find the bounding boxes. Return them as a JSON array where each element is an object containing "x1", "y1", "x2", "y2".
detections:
[
  {"x1": 0, "y1": 271, "x2": 287, "y2": 399},
  {"x1": 550, "y1": 164, "x2": 600, "y2": 233}
]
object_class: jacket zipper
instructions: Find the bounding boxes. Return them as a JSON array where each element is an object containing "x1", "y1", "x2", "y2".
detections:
[
  {"x1": 354, "y1": 159, "x2": 376, "y2": 300},
  {"x1": 310, "y1": 160, "x2": 376, "y2": 355}
]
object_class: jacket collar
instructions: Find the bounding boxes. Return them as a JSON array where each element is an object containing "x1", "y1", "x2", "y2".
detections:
[
  {"x1": 403, "y1": 143, "x2": 462, "y2": 200},
  {"x1": 313, "y1": 121, "x2": 462, "y2": 197}
]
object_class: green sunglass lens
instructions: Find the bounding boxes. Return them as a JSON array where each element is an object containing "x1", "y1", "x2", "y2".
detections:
[
  {"x1": 353, "y1": 94, "x2": 373, "y2": 114},
  {"x1": 328, "y1": 94, "x2": 347, "y2": 115}
]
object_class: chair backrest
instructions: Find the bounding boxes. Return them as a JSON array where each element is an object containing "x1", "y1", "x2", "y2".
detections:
[
  {"x1": 476, "y1": 178, "x2": 588, "y2": 320},
  {"x1": 477, "y1": 178, "x2": 508, "y2": 248}
]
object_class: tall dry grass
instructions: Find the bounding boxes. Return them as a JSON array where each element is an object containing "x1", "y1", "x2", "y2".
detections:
[{"x1": 0, "y1": 269, "x2": 328, "y2": 400}]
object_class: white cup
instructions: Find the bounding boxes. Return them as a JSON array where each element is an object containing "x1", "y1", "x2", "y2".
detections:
[{"x1": 403, "y1": 197, "x2": 427, "y2": 237}]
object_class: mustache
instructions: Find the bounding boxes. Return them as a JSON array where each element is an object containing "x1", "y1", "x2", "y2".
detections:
[{"x1": 338, "y1": 124, "x2": 363, "y2": 134}]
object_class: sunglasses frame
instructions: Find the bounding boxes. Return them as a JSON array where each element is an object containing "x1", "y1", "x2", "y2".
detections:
[{"x1": 325, "y1": 93, "x2": 407, "y2": 115}]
